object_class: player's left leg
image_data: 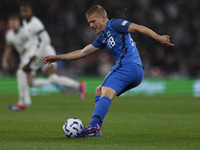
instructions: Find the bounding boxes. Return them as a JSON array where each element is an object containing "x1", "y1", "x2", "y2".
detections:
[
  {"x1": 76, "y1": 84, "x2": 102, "y2": 137},
  {"x1": 90, "y1": 86, "x2": 116, "y2": 126},
  {"x1": 74, "y1": 86, "x2": 116, "y2": 138}
]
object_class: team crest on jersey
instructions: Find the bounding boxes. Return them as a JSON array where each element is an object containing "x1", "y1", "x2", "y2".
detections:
[{"x1": 106, "y1": 31, "x2": 111, "y2": 37}]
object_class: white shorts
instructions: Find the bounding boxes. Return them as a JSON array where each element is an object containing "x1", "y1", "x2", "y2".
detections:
[{"x1": 19, "y1": 44, "x2": 57, "y2": 75}]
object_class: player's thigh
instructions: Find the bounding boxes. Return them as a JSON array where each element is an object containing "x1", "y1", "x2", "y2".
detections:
[
  {"x1": 117, "y1": 64, "x2": 144, "y2": 96},
  {"x1": 102, "y1": 65, "x2": 125, "y2": 96},
  {"x1": 29, "y1": 45, "x2": 57, "y2": 77},
  {"x1": 19, "y1": 56, "x2": 31, "y2": 69},
  {"x1": 44, "y1": 65, "x2": 56, "y2": 77},
  {"x1": 41, "y1": 45, "x2": 57, "y2": 76},
  {"x1": 102, "y1": 63, "x2": 143, "y2": 96}
]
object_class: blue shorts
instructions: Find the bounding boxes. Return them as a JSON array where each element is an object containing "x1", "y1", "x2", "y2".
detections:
[{"x1": 102, "y1": 63, "x2": 143, "y2": 96}]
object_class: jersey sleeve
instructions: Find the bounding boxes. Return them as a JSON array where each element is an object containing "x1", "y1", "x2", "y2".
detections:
[
  {"x1": 91, "y1": 35, "x2": 106, "y2": 49},
  {"x1": 24, "y1": 17, "x2": 50, "y2": 56},
  {"x1": 32, "y1": 17, "x2": 45, "y2": 34},
  {"x1": 110, "y1": 19, "x2": 131, "y2": 33},
  {"x1": 5, "y1": 31, "x2": 12, "y2": 45}
]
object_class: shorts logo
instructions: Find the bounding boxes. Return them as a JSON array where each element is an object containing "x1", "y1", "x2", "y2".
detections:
[{"x1": 122, "y1": 20, "x2": 128, "y2": 26}]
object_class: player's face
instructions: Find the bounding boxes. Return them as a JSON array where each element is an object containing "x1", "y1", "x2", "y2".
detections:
[
  {"x1": 20, "y1": 6, "x2": 32, "y2": 20},
  {"x1": 8, "y1": 19, "x2": 20, "y2": 31},
  {"x1": 87, "y1": 14, "x2": 106, "y2": 34}
]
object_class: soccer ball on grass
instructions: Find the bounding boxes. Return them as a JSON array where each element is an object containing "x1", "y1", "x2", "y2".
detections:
[{"x1": 63, "y1": 118, "x2": 84, "y2": 138}]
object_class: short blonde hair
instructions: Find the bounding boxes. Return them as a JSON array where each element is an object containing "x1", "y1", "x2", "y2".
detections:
[{"x1": 85, "y1": 5, "x2": 107, "y2": 18}]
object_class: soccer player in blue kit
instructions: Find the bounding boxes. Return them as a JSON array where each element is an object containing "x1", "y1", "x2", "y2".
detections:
[{"x1": 43, "y1": 5, "x2": 174, "y2": 138}]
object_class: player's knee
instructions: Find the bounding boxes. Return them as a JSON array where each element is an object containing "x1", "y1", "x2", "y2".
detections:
[
  {"x1": 27, "y1": 74, "x2": 34, "y2": 87},
  {"x1": 48, "y1": 74, "x2": 58, "y2": 84},
  {"x1": 28, "y1": 78, "x2": 34, "y2": 87},
  {"x1": 16, "y1": 69, "x2": 23, "y2": 77},
  {"x1": 101, "y1": 86, "x2": 117, "y2": 101},
  {"x1": 95, "y1": 84, "x2": 102, "y2": 96},
  {"x1": 16, "y1": 69, "x2": 27, "y2": 80},
  {"x1": 28, "y1": 81, "x2": 33, "y2": 87},
  {"x1": 44, "y1": 65, "x2": 56, "y2": 77}
]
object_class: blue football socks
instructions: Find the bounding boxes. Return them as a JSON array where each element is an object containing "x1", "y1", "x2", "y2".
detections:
[
  {"x1": 95, "y1": 95, "x2": 100, "y2": 102},
  {"x1": 89, "y1": 96, "x2": 111, "y2": 128}
]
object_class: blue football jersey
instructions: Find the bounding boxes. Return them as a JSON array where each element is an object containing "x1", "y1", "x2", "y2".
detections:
[{"x1": 92, "y1": 19, "x2": 142, "y2": 66}]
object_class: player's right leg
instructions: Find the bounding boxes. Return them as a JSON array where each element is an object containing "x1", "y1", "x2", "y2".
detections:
[
  {"x1": 34, "y1": 44, "x2": 86, "y2": 99},
  {"x1": 43, "y1": 65, "x2": 86, "y2": 100},
  {"x1": 43, "y1": 65, "x2": 73, "y2": 87}
]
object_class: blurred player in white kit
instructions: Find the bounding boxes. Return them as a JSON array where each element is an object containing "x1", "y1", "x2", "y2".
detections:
[
  {"x1": 2, "y1": 14, "x2": 32, "y2": 110},
  {"x1": 1, "y1": 2, "x2": 86, "y2": 111}
]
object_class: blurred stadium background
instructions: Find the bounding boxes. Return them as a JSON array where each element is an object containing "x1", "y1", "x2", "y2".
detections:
[{"x1": 0, "y1": 0, "x2": 200, "y2": 96}]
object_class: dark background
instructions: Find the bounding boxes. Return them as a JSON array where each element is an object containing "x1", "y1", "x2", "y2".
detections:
[{"x1": 0, "y1": 0, "x2": 199, "y2": 78}]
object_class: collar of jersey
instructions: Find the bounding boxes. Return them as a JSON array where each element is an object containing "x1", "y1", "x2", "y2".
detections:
[
  {"x1": 102, "y1": 20, "x2": 110, "y2": 35},
  {"x1": 25, "y1": 15, "x2": 34, "y2": 23}
]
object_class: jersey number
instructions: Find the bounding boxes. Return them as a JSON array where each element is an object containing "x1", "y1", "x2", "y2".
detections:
[{"x1": 108, "y1": 36, "x2": 115, "y2": 48}]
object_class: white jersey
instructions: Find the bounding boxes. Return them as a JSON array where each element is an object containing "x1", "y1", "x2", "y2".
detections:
[
  {"x1": 5, "y1": 27, "x2": 28, "y2": 54},
  {"x1": 5, "y1": 16, "x2": 56, "y2": 72},
  {"x1": 5, "y1": 27, "x2": 35, "y2": 67},
  {"x1": 22, "y1": 16, "x2": 51, "y2": 56},
  {"x1": 21, "y1": 16, "x2": 56, "y2": 73}
]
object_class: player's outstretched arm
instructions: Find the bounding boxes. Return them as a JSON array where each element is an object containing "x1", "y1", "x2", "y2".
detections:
[
  {"x1": 2, "y1": 44, "x2": 13, "y2": 71},
  {"x1": 43, "y1": 44, "x2": 99, "y2": 65},
  {"x1": 128, "y1": 23, "x2": 175, "y2": 46}
]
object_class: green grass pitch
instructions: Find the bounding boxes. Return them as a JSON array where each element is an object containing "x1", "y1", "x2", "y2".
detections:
[{"x1": 0, "y1": 94, "x2": 200, "y2": 150}]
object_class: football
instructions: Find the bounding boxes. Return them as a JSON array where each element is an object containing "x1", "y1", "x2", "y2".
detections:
[{"x1": 62, "y1": 118, "x2": 84, "y2": 138}]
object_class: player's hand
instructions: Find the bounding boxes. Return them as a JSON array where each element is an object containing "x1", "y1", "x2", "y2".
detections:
[
  {"x1": 157, "y1": 35, "x2": 175, "y2": 46},
  {"x1": 20, "y1": 48, "x2": 27, "y2": 56},
  {"x1": 30, "y1": 55, "x2": 37, "y2": 61},
  {"x1": 2, "y1": 61, "x2": 9, "y2": 71},
  {"x1": 43, "y1": 55, "x2": 58, "y2": 65},
  {"x1": 22, "y1": 65, "x2": 31, "y2": 73}
]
